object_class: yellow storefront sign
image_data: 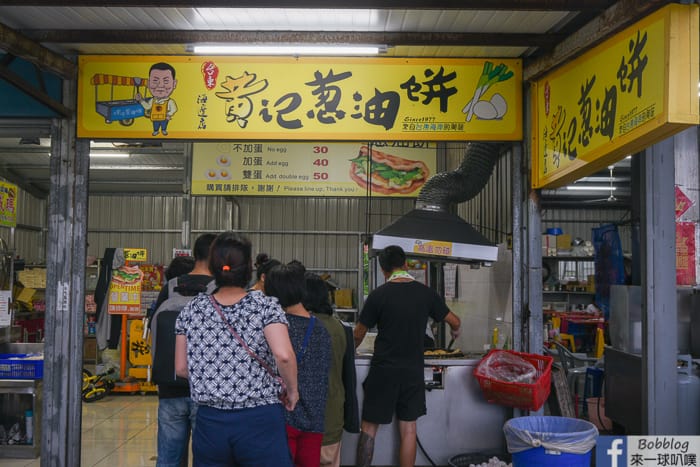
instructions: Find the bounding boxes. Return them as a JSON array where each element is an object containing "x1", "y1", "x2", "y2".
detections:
[
  {"x1": 192, "y1": 141, "x2": 436, "y2": 197},
  {"x1": 77, "y1": 56, "x2": 521, "y2": 141},
  {"x1": 413, "y1": 240, "x2": 453, "y2": 257},
  {"x1": 532, "y1": 4, "x2": 699, "y2": 188},
  {"x1": 0, "y1": 181, "x2": 18, "y2": 228}
]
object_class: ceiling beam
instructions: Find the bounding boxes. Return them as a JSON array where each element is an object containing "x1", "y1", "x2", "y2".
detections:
[
  {"x1": 0, "y1": 22, "x2": 75, "y2": 80},
  {"x1": 23, "y1": 30, "x2": 566, "y2": 48},
  {"x1": 524, "y1": 0, "x2": 671, "y2": 81},
  {"x1": 0, "y1": 119, "x2": 52, "y2": 138},
  {"x1": 0, "y1": 165, "x2": 47, "y2": 199},
  {"x1": 0, "y1": 61, "x2": 73, "y2": 117},
  {"x1": 1, "y1": 1, "x2": 614, "y2": 11}
]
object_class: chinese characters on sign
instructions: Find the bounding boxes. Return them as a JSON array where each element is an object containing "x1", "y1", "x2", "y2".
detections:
[
  {"x1": 107, "y1": 263, "x2": 145, "y2": 315},
  {"x1": 676, "y1": 222, "x2": 696, "y2": 285},
  {"x1": 597, "y1": 436, "x2": 700, "y2": 467},
  {"x1": 675, "y1": 186, "x2": 693, "y2": 219},
  {"x1": 413, "y1": 240, "x2": 453, "y2": 257},
  {"x1": 538, "y1": 25, "x2": 654, "y2": 177},
  {"x1": 124, "y1": 248, "x2": 148, "y2": 262},
  {"x1": 107, "y1": 282, "x2": 142, "y2": 315},
  {"x1": 128, "y1": 320, "x2": 152, "y2": 365},
  {"x1": 532, "y1": 4, "x2": 698, "y2": 188},
  {"x1": 0, "y1": 181, "x2": 17, "y2": 228},
  {"x1": 192, "y1": 141, "x2": 437, "y2": 197},
  {"x1": 78, "y1": 56, "x2": 521, "y2": 141}
]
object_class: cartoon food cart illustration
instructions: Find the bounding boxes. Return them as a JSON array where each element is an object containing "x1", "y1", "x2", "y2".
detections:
[{"x1": 91, "y1": 74, "x2": 148, "y2": 126}]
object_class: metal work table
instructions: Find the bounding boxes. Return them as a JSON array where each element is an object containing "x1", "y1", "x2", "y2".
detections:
[
  {"x1": 0, "y1": 343, "x2": 43, "y2": 459},
  {"x1": 0, "y1": 378, "x2": 42, "y2": 459}
]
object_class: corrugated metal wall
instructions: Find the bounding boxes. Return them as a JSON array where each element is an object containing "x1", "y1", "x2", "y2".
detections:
[
  {"x1": 85, "y1": 194, "x2": 414, "y2": 290},
  {"x1": 2, "y1": 142, "x2": 632, "y2": 292},
  {"x1": 0, "y1": 189, "x2": 47, "y2": 264}
]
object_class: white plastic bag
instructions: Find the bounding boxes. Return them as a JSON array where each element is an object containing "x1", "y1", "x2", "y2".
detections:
[{"x1": 479, "y1": 350, "x2": 537, "y2": 384}]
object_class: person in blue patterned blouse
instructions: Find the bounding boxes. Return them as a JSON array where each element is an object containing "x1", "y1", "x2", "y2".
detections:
[
  {"x1": 175, "y1": 232, "x2": 298, "y2": 467},
  {"x1": 266, "y1": 263, "x2": 332, "y2": 467}
]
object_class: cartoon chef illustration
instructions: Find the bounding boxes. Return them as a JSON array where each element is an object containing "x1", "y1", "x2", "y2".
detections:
[{"x1": 135, "y1": 62, "x2": 178, "y2": 136}]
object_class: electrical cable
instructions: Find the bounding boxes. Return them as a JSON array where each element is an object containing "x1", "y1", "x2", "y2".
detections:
[{"x1": 416, "y1": 433, "x2": 437, "y2": 467}]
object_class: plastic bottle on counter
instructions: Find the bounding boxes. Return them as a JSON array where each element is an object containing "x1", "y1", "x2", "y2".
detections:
[
  {"x1": 25, "y1": 410, "x2": 33, "y2": 444},
  {"x1": 491, "y1": 327, "x2": 499, "y2": 349}
]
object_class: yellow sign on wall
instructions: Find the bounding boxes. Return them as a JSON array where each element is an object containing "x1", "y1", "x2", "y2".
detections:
[
  {"x1": 0, "y1": 181, "x2": 17, "y2": 228},
  {"x1": 192, "y1": 141, "x2": 437, "y2": 197},
  {"x1": 77, "y1": 56, "x2": 521, "y2": 141},
  {"x1": 532, "y1": 4, "x2": 699, "y2": 188},
  {"x1": 108, "y1": 265, "x2": 144, "y2": 315},
  {"x1": 413, "y1": 240, "x2": 453, "y2": 257},
  {"x1": 124, "y1": 248, "x2": 148, "y2": 262}
]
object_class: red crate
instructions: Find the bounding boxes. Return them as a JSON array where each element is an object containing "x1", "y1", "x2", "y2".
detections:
[{"x1": 473, "y1": 349, "x2": 553, "y2": 411}]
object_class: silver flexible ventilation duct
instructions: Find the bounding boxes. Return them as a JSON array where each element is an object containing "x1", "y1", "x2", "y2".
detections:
[
  {"x1": 372, "y1": 142, "x2": 506, "y2": 264},
  {"x1": 417, "y1": 142, "x2": 507, "y2": 209}
]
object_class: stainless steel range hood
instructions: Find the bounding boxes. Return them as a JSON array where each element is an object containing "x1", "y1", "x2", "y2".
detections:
[{"x1": 371, "y1": 142, "x2": 505, "y2": 264}]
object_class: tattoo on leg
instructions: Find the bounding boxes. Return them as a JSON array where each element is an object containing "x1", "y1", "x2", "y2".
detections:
[{"x1": 356, "y1": 431, "x2": 375, "y2": 467}]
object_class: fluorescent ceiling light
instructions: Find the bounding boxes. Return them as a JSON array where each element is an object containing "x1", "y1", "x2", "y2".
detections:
[
  {"x1": 192, "y1": 45, "x2": 384, "y2": 55},
  {"x1": 90, "y1": 165, "x2": 178, "y2": 170},
  {"x1": 89, "y1": 152, "x2": 130, "y2": 158},
  {"x1": 566, "y1": 185, "x2": 617, "y2": 191},
  {"x1": 579, "y1": 176, "x2": 624, "y2": 182}
]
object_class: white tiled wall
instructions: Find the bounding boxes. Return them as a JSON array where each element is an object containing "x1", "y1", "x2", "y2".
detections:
[{"x1": 446, "y1": 244, "x2": 513, "y2": 352}]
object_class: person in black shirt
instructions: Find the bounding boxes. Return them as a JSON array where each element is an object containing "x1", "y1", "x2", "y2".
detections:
[{"x1": 353, "y1": 245, "x2": 461, "y2": 467}]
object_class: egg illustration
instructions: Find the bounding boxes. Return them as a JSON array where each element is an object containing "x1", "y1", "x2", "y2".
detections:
[
  {"x1": 217, "y1": 155, "x2": 231, "y2": 166},
  {"x1": 219, "y1": 169, "x2": 232, "y2": 180},
  {"x1": 205, "y1": 169, "x2": 219, "y2": 180},
  {"x1": 490, "y1": 93, "x2": 507, "y2": 119},
  {"x1": 473, "y1": 100, "x2": 498, "y2": 120}
]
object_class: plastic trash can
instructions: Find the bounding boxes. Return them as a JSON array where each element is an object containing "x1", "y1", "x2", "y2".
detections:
[{"x1": 504, "y1": 416, "x2": 598, "y2": 467}]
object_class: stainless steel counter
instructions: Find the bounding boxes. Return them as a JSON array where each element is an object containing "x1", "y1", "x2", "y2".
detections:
[
  {"x1": 340, "y1": 356, "x2": 509, "y2": 466},
  {"x1": 0, "y1": 343, "x2": 43, "y2": 459}
]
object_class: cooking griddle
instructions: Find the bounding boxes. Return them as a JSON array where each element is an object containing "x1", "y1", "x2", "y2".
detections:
[{"x1": 424, "y1": 349, "x2": 465, "y2": 358}]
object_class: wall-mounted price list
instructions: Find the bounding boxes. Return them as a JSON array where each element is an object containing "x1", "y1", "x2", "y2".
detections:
[{"x1": 192, "y1": 141, "x2": 436, "y2": 197}]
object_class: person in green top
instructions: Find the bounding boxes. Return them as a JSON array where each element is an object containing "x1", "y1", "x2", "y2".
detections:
[{"x1": 303, "y1": 272, "x2": 352, "y2": 467}]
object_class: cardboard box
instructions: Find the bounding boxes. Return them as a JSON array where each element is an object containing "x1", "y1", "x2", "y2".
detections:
[
  {"x1": 556, "y1": 234, "x2": 572, "y2": 251},
  {"x1": 334, "y1": 288, "x2": 354, "y2": 308},
  {"x1": 83, "y1": 337, "x2": 97, "y2": 361},
  {"x1": 542, "y1": 235, "x2": 557, "y2": 256}
]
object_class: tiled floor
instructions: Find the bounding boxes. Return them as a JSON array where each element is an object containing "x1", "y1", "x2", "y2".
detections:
[{"x1": 2, "y1": 394, "x2": 165, "y2": 467}]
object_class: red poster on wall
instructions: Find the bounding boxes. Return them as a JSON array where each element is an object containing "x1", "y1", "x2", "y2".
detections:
[
  {"x1": 676, "y1": 222, "x2": 696, "y2": 285},
  {"x1": 675, "y1": 186, "x2": 693, "y2": 220}
]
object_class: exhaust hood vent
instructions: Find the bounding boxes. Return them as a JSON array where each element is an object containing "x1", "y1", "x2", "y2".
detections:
[
  {"x1": 371, "y1": 142, "x2": 506, "y2": 264},
  {"x1": 372, "y1": 206, "x2": 498, "y2": 264}
]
